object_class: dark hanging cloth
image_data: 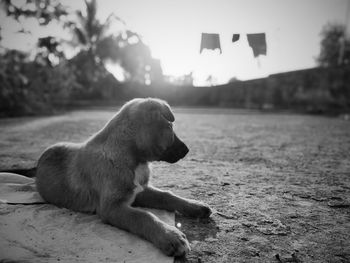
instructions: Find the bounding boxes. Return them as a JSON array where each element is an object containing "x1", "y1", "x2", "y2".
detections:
[
  {"x1": 247, "y1": 33, "x2": 267, "y2": 57},
  {"x1": 200, "y1": 33, "x2": 222, "y2": 54},
  {"x1": 232, "y1": 34, "x2": 240, "y2": 43}
]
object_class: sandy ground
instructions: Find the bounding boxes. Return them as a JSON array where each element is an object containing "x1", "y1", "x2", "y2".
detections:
[{"x1": 0, "y1": 108, "x2": 349, "y2": 263}]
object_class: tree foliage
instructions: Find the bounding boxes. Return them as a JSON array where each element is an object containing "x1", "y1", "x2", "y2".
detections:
[
  {"x1": 317, "y1": 23, "x2": 350, "y2": 67},
  {"x1": 68, "y1": 0, "x2": 163, "y2": 84},
  {"x1": 67, "y1": 0, "x2": 124, "y2": 62},
  {"x1": 2, "y1": 0, "x2": 68, "y2": 25},
  {"x1": 115, "y1": 30, "x2": 163, "y2": 84},
  {"x1": 0, "y1": 50, "x2": 79, "y2": 116}
]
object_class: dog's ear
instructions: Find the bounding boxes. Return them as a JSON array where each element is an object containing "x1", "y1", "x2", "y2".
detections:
[
  {"x1": 145, "y1": 107, "x2": 174, "y2": 124},
  {"x1": 139, "y1": 99, "x2": 175, "y2": 124},
  {"x1": 160, "y1": 103, "x2": 175, "y2": 122}
]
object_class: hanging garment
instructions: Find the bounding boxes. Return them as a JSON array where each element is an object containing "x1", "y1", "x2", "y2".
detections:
[
  {"x1": 247, "y1": 33, "x2": 267, "y2": 57},
  {"x1": 232, "y1": 34, "x2": 240, "y2": 43},
  {"x1": 200, "y1": 33, "x2": 222, "y2": 54}
]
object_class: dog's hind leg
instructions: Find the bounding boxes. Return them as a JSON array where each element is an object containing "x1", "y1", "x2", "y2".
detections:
[{"x1": 133, "y1": 186, "x2": 212, "y2": 218}]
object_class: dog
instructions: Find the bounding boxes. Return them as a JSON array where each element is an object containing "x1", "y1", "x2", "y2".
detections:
[{"x1": 33, "y1": 98, "x2": 212, "y2": 256}]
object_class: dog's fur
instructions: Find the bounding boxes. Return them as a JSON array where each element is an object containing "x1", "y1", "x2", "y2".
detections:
[{"x1": 35, "y1": 98, "x2": 211, "y2": 256}]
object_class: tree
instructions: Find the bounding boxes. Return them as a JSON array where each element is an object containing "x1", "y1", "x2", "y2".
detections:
[
  {"x1": 63, "y1": 0, "x2": 124, "y2": 98},
  {"x1": 115, "y1": 30, "x2": 163, "y2": 84},
  {"x1": 0, "y1": 1, "x2": 79, "y2": 115},
  {"x1": 317, "y1": 23, "x2": 350, "y2": 67},
  {"x1": 1, "y1": 0, "x2": 68, "y2": 26},
  {"x1": 1, "y1": 0, "x2": 70, "y2": 66},
  {"x1": 68, "y1": 0, "x2": 124, "y2": 63},
  {"x1": 35, "y1": 36, "x2": 65, "y2": 66},
  {"x1": 68, "y1": 1, "x2": 163, "y2": 85}
]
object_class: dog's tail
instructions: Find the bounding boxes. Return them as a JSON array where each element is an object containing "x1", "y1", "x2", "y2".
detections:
[{"x1": 0, "y1": 167, "x2": 37, "y2": 178}]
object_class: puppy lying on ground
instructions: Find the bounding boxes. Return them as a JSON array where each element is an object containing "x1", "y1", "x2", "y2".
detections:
[{"x1": 34, "y1": 98, "x2": 211, "y2": 256}]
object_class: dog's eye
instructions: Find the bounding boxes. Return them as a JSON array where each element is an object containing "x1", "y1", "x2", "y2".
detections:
[{"x1": 167, "y1": 123, "x2": 173, "y2": 129}]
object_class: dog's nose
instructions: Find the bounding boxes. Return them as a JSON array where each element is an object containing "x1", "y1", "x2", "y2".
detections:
[
  {"x1": 179, "y1": 143, "x2": 189, "y2": 158},
  {"x1": 159, "y1": 134, "x2": 189, "y2": 163}
]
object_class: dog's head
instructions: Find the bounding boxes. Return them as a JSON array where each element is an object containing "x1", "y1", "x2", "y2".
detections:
[{"x1": 124, "y1": 98, "x2": 189, "y2": 163}]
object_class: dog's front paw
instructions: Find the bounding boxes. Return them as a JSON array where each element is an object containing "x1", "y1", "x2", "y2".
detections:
[
  {"x1": 181, "y1": 201, "x2": 212, "y2": 218},
  {"x1": 155, "y1": 226, "x2": 190, "y2": 256}
]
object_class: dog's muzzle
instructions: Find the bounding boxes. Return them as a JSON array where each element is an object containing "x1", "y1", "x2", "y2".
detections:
[{"x1": 159, "y1": 134, "x2": 189, "y2": 163}]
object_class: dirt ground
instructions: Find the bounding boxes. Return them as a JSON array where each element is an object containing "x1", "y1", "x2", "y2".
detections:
[{"x1": 0, "y1": 108, "x2": 349, "y2": 263}]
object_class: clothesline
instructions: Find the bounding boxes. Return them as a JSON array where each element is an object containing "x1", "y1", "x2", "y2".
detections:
[{"x1": 200, "y1": 32, "x2": 267, "y2": 58}]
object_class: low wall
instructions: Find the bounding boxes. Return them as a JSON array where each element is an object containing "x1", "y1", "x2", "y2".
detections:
[{"x1": 118, "y1": 66, "x2": 350, "y2": 113}]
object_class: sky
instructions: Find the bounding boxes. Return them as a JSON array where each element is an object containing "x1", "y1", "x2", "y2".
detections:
[{"x1": 1, "y1": 0, "x2": 349, "y2": 85}]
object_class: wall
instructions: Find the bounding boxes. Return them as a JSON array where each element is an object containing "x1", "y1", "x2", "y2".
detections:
[{"x1": 118, "y1": 66, "x2": 350, "y2": 113}]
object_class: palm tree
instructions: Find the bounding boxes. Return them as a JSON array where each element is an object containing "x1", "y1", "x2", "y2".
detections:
[
  {"x1": 66, "y1": 0, "x2": 127, "y2": 98},
  {"x1": 70, "y1": 0, "x2": 124, "y2": 63},
  {"x1": 69, "y1": 0, "x2": 163, "y2": 86}
]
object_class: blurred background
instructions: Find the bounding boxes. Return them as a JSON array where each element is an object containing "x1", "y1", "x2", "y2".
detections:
[{"x1": 0, "y1": 0, "x2": 349, "y2": 117}]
